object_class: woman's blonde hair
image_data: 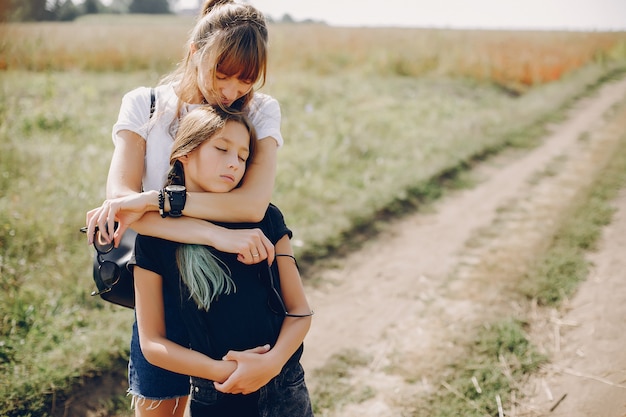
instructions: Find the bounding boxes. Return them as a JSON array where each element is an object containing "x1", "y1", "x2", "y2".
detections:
[
  {"x1": 168, "y1": 105, "x2": 257, "y2": 311},
  {"x1": 163, "y1": 0, "x2": 268, "y2": 117}
]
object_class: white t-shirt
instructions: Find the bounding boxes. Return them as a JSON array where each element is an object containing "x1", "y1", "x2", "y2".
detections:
[{"x1": 112, "y1": 84, "x2": 283, "y2": 192}]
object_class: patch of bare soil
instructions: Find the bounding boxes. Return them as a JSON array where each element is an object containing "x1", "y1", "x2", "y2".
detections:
[{"x1": 300, "y1": 76, "x2": 626, "y2": 416}]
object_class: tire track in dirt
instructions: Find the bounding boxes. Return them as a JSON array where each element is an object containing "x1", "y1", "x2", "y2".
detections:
[{"x1": 301, "y1": 76, "x2": 626, "y2": 416}]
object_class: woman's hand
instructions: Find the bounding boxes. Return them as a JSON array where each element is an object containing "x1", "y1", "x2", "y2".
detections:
[
  {"x1": 85, "y1": 191, "x2": 157, "y2": 246},
  {"x1": 214, "y1": 345, "x2": 280, "y2": 394},
  {"x1": 208, "y1": 225, "x2": 275, "y2": 266}
]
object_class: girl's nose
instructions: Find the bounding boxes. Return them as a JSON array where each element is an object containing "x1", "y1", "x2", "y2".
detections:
[{"x1": 228, "y1": 154, "x2": 239, "y2": 169}]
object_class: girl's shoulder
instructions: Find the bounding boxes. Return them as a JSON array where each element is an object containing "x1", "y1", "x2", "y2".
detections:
[
  {"x1": 266, "y1": 203, "x2": 284, "y2": 220},
  {"x1": 263, "y1": 204, "x2": 292, "y2": 244}
]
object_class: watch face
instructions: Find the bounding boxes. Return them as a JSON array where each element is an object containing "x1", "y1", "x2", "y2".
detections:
[{"x1": 166, "y1": 184, "x2": 186, "y2": 193}]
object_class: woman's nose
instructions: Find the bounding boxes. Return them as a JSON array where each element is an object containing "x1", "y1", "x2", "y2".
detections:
[
  {"x1": 221, "y1": 85, "x2": 237, "y2": 102},
  {"x1": 221, "y1": 82, "x2": 244, "y2": 102}
]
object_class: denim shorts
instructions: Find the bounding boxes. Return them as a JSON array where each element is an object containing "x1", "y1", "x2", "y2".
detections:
[
  {"x1": 190, "y1": 354, "x2": 313, "y2": 417},
  {"x1": 128, "y1": 320, "x2": 191, "y2": 400}
]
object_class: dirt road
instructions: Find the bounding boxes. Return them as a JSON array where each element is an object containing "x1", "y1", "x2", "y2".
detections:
[{"x1": 301, "y1": 76, "x2": 626, "y2": 416}]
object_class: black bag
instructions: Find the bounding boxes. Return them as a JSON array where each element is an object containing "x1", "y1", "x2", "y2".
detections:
[
  {"x1": 83, "y1": 88, "x2": 156, "y2": 309},
  {"x1": 91, "y1": 228, "x2": 137, "y2": 309}
]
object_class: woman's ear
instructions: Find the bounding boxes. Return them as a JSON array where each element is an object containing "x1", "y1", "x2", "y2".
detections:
[
  {"x1": 190, "y1": 42, "x2": 198, "y2": 55},
  {"x1": 177, "y1": 155, "x2": 189, "y2": 166}
]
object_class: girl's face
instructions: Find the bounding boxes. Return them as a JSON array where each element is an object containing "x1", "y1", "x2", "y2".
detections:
[{"x1": 181, "y1": 120, "x2": 251, "y2": 193}]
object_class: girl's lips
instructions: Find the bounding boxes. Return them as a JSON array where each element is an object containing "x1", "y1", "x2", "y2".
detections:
[{"x1": 221, "y1": 174, "x2": 235, "y2": 182}]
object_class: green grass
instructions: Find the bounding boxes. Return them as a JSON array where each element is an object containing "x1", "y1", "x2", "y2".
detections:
[
  {"x1": 417, "y1": 319, "x2": 547, "y2": 417},
  {"x1": 414, "y1": 318, "x2": 547, "y2": 417},
  {"x1": 2, "y1": 59, "x2": 626, "y2": 415},
  {"x1": 310, "y1": 349, "x2": 374, "y2": 414}
]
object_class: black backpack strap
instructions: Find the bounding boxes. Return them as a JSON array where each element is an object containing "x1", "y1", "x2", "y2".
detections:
[{"x1": 149, "y1": 88, "x2": 156, "y2": 118}]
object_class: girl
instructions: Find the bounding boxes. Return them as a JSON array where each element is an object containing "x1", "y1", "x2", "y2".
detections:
[
  {"x1": 85, "y1": 1, "x2": 284, "y2": 415},
  {"x1": 133, "y1": 105, "x2": 313, "y2": 416}
]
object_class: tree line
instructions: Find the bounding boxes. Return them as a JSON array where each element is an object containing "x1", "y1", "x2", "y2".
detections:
[{"x1": 2, "y1": 0, "x2": 181, "y2": 22}]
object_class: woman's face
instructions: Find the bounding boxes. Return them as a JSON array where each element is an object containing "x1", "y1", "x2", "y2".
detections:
[
  {"x1": 181, "y1": 121, "x2": 250, "y2": 193},
  {"x1": 197, "y1": 67, "x2": 253, "y2": 106}
]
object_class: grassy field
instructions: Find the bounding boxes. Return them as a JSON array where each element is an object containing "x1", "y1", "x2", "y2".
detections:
[{"x1": 1, "y1": 15, "x2": 626, "y2": 416}]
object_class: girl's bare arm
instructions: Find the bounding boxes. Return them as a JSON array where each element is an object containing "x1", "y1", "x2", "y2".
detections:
[
  {"x1": 215, "y1": 235, "x2": 312, "y2": 394},
  {"x1": 134, "y1": 266, "x2": 237, "y2": 383}
]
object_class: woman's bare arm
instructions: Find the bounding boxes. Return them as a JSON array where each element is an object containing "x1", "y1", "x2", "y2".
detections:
[
  {"x1": 132, "y1": 213, "x2": 275, "y2": 265},
  {"x1": 86, "y1": 189, "x2": 275, "y2": 264},
  {"x1": 106, "y1": 130, "x2": 145, "y2": 198},
  {"x1": 88, "y1": 135, "x2": 277, "y2": 239},
  {"x1": 87, "y1": 131, "x2": 277, "y2": 260}
]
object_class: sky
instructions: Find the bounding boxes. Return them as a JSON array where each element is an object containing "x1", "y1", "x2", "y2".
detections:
[{"x1": 176, "y1": 0, "x2": 626, "y2": 31}]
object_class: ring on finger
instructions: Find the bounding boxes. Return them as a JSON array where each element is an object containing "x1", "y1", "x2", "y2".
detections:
[{"x1": 252, "y1": 253, "x2": 259, "y2": 257}]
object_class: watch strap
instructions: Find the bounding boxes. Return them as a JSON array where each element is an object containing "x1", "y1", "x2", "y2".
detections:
[{"x1": 166, "y1": 188, "x2": 186, "y2": 218}]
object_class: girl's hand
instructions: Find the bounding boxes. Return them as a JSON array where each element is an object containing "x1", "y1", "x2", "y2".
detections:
[
  {"x1": 209, "y1": 226, "x2": 275, "y2": 266},
  {"x1": 214, "y1": 345, "x2": 280, "y2": 394}
]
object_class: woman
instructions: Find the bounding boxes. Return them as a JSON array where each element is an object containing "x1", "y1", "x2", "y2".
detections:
[{"x1": 86, "y1": 1, "x2": 285, "y2": 415}]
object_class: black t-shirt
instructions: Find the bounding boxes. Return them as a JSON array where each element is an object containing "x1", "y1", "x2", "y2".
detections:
[{"x1": 135, "y1": 204, "x2": 292, "y2": 360}]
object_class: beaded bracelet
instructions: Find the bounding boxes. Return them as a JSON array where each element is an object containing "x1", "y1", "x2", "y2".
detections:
[{"x1": 158, "y1": 189, "x2": 167, "y2": 218}]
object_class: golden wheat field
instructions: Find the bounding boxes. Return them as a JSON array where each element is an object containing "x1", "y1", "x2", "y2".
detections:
[{"x1": 2, "y1": 14, "x2": 626, "y2": 93}]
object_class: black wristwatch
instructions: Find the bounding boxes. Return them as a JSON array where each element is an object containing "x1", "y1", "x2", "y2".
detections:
[{"x1": 164, "y1": 184, "x2": 187, "y2": 218}]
